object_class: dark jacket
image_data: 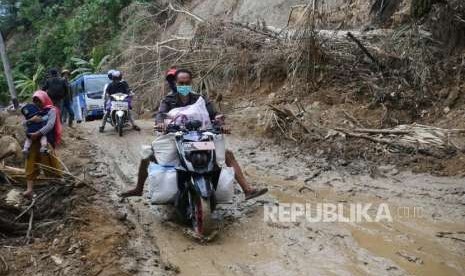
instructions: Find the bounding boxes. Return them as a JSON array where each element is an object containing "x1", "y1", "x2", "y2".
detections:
[
  {"x1": 62, "y1": 78, "x2": 72, "y2": 103},
  {"x1": 106, "y1": 81, "x2": 130, "y2": 96},
  {"x1": 42, "y1": 77, "x2": 67, "y2": 103},
  {"x1": 156, "y1": 92, "x2": 217, "y2": 123}
]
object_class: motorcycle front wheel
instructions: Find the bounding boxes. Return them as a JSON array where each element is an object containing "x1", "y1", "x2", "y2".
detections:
[
  {"x1": 117, "y1": 116, "x2": 124, "y2": 137},
  {"x1": 192, "y1": 197, "x2": 214, "y2": 236}
]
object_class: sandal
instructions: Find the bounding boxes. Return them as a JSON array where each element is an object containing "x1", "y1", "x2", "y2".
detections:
[
  {"x1": 119, "y1": 189, "x2": 143, "y2": 198},
  {"x1": 22, "y1": 191, "x2": 34, "y2": 200},
  {"x1": 245, "y1": 188, "x2": 268, "y2": 201}
]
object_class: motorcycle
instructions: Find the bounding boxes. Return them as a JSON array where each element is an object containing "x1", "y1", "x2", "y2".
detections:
[
  {"x1": 165, "y1": 120, "x2": 223, "y2": 236},
  {"x1": 106, "y1": 93, "x2": 131, "y2": 136}
]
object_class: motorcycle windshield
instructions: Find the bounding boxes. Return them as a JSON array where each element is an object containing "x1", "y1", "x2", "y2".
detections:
[{"x1": 183, "y1": 132, "x2": 201, "y2": 142}]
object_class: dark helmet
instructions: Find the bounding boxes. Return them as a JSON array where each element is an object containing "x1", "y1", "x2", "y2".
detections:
[
  {"x1": 165, "y1": 67, "x2": 177, "y2": 82},
  {"x1": 49, "y1": 68, "x2": 58, "y2": 76}
]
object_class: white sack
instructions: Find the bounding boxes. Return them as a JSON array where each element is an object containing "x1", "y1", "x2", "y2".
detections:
[
  {"x1": 215, "y1": 167, "x2": 235, "y2": 203},
  {"x1": 152, "y1": 133, "x2": 179, "y2": 166},
  {"x1": 166, "y1": 96, "x2": 212, "y2": 129},
  {"x1": 214, "y1": 134, "x2": 226, "y2": 166},
  {"x1": 147, "y1": 163, "x2": 178, "y2": 204}
]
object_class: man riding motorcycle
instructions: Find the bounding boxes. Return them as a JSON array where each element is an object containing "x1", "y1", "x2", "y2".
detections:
[
  {"x1": 120, "y1": 69, "x2": 268, "y2": 200},
  {"x1": 99, "y1": 70, "x2": 141, "y2": 132}
]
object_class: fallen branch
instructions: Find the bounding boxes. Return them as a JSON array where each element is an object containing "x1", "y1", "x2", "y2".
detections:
[
  {"x1": 335, "y1": 128, "x2": 407, "y2": 149},
  {"x1": 0, "y1": 254, "x2": 8, "y2": 275},
  {"x1": 342, "y1": 110, "x2": 364, "y2": 128},
  {"x1": 168, "y1": 2, "x2": 204, "y2": 23},
  {"x1": 346, "y1": 32, "x2": 382, "y2": 69},
  {"x1": 25, "y1": 208, "x2": 34, "y2": 244},
  {"x1": 352, "y1": 128, "x2": 411, "y2": 135},
  {"x1": 14, "y1": 198, "x2": 37, "y2": 222},
  {"x1": 0, "y1": 165, "x2": 24, "y2": 175},
  {"x1": 37, "y1": 164, "x2": 79, "y2": 182},
  {"x1": 268, "y1": 104, "x2": 311, "y2": 134}
]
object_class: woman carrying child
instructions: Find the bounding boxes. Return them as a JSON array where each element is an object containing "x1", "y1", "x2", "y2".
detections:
[{"x1": 23, "y1": 90, "x2": 63, "y2": 199}]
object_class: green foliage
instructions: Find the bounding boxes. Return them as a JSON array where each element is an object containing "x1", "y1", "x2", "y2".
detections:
[
  {"x1": 14, "y1": 64, "x2": 44, "y2": 99},
  {"x1": 2, "y1": 0, "x2": 133, "y2": 100},
  {"x1": 0, "y1": 0, "x2": 19, "y2": 33},
  {"x1": 71, "y1": 48, "x2": 111, "y2": 75},
  {"x1": 0, "y1": 73, "x2": 10, "y2": 105}
]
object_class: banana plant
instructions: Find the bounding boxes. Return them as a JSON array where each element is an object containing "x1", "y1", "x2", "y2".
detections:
[
  {"x1": 71, "y1": 48, "x2": 110, "y2": 75},
  {"x1": 14, "y1": 64, "x2": 44, "y2": 99}
]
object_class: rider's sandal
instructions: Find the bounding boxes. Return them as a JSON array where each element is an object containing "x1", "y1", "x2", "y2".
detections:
[
  {"x1": 245, "y1": 188, "x2": 268, "y2": 201},
  {"x1": 22, "y1": 191, "x2": 34, "y2": 200},
  {"x1": 133, "y1": 125, "x2": 141, "y2": 131}
]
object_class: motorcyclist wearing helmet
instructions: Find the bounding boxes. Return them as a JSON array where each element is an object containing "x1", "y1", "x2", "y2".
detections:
[
  {"x1": 103, "y1": 69, "x2": 116, "y2": 95},
  {"x1": 120, "y1": 69, "x2": 268, "y2": 200},
  {"x1": 165, "y1": 66, "x2": 178, "y2": 93},
  {"x1": 99, "y1": 70, "x2": 141, "y2": 132}
]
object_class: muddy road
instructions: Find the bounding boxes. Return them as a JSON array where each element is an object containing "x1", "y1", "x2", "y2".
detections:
[{"x1": 82, "y1": 120, "x2": 465, "y2": 276}]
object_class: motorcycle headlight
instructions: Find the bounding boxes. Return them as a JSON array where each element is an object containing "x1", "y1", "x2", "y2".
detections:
[
  {"x1": 189, "y1": 152, "x2": 209, "y2": 168},
  {"x1": 112, "y1": 94, "x2": 127, "y2": 101}
]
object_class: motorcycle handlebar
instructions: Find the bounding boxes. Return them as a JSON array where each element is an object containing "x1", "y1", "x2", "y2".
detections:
[{"x1": 161, "y1": 123, "x2": 223, "y2": 134}]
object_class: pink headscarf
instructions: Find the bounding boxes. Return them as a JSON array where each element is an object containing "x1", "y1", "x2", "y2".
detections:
[{"x1": 32, "y1": 90, "x2": 62, "y2": 146}]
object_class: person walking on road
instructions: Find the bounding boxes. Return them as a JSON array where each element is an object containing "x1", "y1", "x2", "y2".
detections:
[
  {"x1": 23, "y1": 90, "x2": 62, "y2": 199},
  {"x1": 60, "y1": 69, "x2": 75, "y2": 127},
  {"x1": 42, "y1": 68, "x2": 68, "y2": 108}
]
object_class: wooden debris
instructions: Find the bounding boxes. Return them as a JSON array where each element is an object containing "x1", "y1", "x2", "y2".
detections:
[
  {"x1": 352, "y1": 128, "x2": 411, "y2": 135},
  {"x1": 346, "y1": 32, "x2": 383, "y2": 69},
  {"x1": 335, "y1": 123, "x2": 465, "y2": 154},
  {"x1": 0, "y1": 254, "x2": 8, "y2": 275},
  {"x1": 268, "y1": 104, "x2": 312, "y2": 134},
  {"x1": 25, "y1": 208, "x2": 34, "y2": 244}
]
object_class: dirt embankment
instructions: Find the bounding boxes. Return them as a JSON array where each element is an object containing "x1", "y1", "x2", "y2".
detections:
[
  {"x1": 119, "y1": 0, "x2": 465, "y2": 176},
  {"x1": 0, "y1": 115, "x2": 170, "y2": 276}
]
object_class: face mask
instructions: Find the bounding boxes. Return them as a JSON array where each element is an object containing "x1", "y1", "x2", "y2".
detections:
[{"x1": 177, "y1": 85, "x2": 192, "y2": 96}]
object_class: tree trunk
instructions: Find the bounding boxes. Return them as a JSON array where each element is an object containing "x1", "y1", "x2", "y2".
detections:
[{"x1": 0, "y1": 31, "x2": 18, "y2": 108}]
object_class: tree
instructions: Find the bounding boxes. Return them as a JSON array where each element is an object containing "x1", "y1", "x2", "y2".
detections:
[{"x1": 14, "y1": 64, "x2": 44, "y2": 99}]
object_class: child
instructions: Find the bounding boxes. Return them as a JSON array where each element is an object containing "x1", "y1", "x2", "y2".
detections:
[{"x1": 21, "y1": 103, "x2": 49, "y2": 155}]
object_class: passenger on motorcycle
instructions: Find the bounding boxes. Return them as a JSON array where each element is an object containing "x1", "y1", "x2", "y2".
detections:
[
  {"x1": 99, "y1": 70, "x2": 141, "y2": 132},
  {"x1": 120, "y1": 69, "x2": 268, "y2": 200}
]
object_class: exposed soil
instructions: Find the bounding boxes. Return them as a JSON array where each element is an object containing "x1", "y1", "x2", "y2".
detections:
[
  {"x1": 74, "y1": 118, "x2": 464, "y2": 276},
  {"x1": 0, "y1": 124, "x2": 168, "y2": 276},
  {"x1": 1, "y1": 103, "x2": 464, "y2": 275}
]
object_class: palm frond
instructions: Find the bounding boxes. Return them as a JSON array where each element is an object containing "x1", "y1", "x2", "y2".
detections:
[
  {"x1": 96, "y1": 55, "x2": 111, "y2": 71},
  {"x1": 71, "y1": 67, "x2": 92, "y2": 75}
]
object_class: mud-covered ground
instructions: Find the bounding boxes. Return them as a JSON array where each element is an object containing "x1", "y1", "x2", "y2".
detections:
[
  {"x1": 0, "y1": 120, "x2": 168, "y2": 276},
  {"x1": 78, "y1": 118, "x2": 464, "y2": 276},
  {"x1": 1, "y1": 109, "x2": 464, "y2": 275}
]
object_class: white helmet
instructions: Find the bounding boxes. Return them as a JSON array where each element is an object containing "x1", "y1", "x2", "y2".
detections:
[
  {"x1": 112, "y1": 70, "x2": 122, "y2": 79},
  {"x1": 107, "y1": 69, "x2": 116, "y2": 80}
]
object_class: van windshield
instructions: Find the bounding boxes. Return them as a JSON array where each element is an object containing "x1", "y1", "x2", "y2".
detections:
[{"x1": 85, "y1": 77, "x2": 108, "y2": 93}]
